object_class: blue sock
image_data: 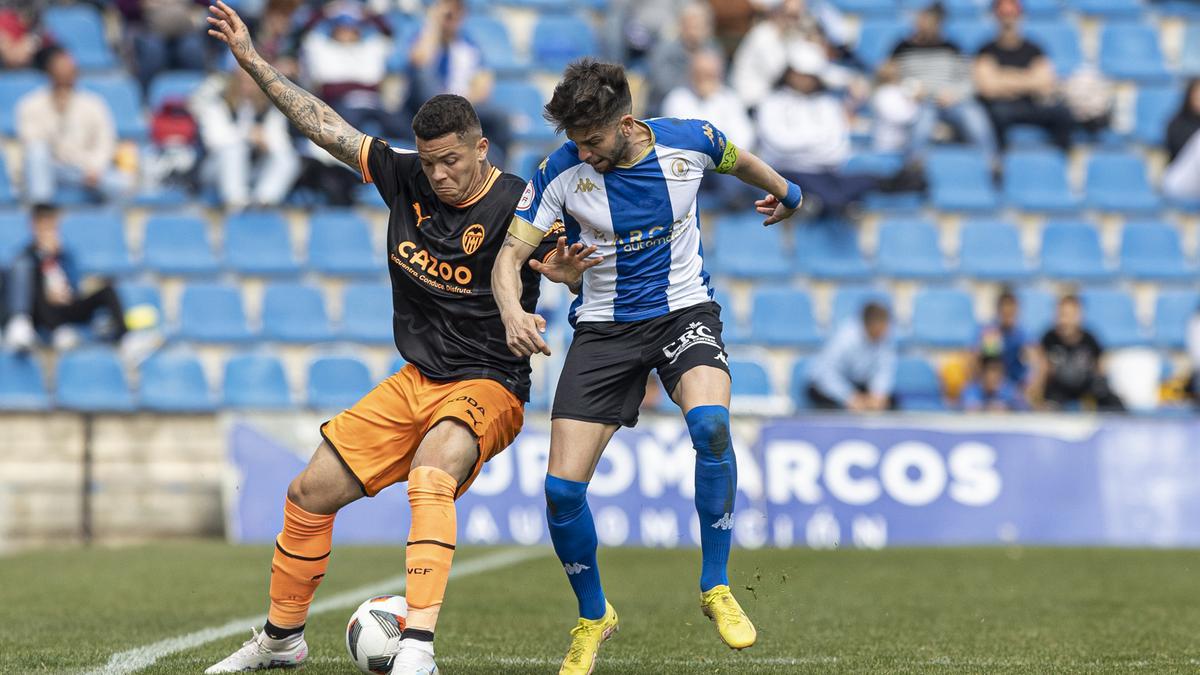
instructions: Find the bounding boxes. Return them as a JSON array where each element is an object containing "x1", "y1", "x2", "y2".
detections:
[
  {"x1": 686, "y1": 405, "x2": 737, "y2": 592},
  {"x1": 545, "y1": 474, "x2": 606, "y2": 620}
]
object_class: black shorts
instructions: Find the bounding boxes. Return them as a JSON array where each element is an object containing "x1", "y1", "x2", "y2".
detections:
[{"x1": 552, "y1": 302, "x2": 730, "y2": 428}]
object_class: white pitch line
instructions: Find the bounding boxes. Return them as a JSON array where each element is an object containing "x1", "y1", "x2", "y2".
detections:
[{"x1": 85, "y1": 547, "x2": 547, "y2": 675}]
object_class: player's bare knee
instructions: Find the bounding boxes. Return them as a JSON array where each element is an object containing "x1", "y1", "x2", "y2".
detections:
[{"x1": 412, "y1": 419, "x2": 479, "y2": 484}]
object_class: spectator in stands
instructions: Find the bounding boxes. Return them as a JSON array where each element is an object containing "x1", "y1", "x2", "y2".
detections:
[
  {"x1": 4, "y1": 204, "x2": 157, "y2": 361},
  {"x1": 977, "y1": 288, "x2": 1032, "y2": 386},
  {"x1": 962, "y1": 355, "x2": 1025, "y2": 412},
  {"x1": 872, "y1": 2, "x2": 996, "y2": 166},
  {"x1": 973, "y1": 0, "x2": 1074, "y2": 152},
  {"x1": 1030, "y1": 294, "x2": 1124, "y2": 411},
  {"x1": 407, "y1": 0, "x2": 511, "y2": 167},
  {"x1": 117, "y1": 0, "x2": 209, "y2": 90},
  {"x1": 645, "y1": 1, "x2": 720, "y2": 115},
  {"x1": 1162, "y1": 78, "x2": 1200, "y2": 203},
  {"x1": 807, "y1": 302, "x2": 897, "y2": 411},
  {"x1": 0, "y1": 5, "x2": 40, "y2": 69},
  {"x1": 191, "y1": 68, "x2": 299, "y2": 211},
  {"x1": 603, "y1": 0, "x2": 691, "y2": 66},
  {"x1": 18, "y1": 46, "x2": 133, "y2": 204}
]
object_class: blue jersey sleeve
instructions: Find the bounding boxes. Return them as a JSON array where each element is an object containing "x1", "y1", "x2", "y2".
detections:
[
  {"x1": 647, "y1": 118, "x2": 739, "y2": 173},
  {"x1": 509, "y1": 143, "x2": 580, "y2": 246}
]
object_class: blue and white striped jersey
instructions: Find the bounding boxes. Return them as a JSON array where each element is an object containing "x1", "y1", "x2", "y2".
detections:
[{"x1": 510, "y1": 117, "x2": 739, "y2": 324}]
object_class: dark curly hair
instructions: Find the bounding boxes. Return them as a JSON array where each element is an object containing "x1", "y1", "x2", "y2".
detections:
[
  {"x1": 412, "y1": 94, "x2": 481, "y2": 141},
  {"x1": 543, "y1": 58, "x2": 632, "y2": 133}
]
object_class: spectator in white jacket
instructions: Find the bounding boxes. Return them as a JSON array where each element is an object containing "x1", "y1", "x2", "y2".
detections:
[
  {"x1": 730, "y1": 0, "x2": 852, "y2": 108},
  {"x1": 191, "y1": 69, "x2": 299, "y2": 211}
]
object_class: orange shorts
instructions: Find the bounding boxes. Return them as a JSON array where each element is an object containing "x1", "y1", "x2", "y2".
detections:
[{"x1": 320, "y1": 364, "x2": 524, "y2": 497}]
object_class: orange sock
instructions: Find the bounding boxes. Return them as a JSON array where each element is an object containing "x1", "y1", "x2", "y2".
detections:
[
  {"x1": 267, "y1": 497, "x2": 335, "y2": 629},
  {"x1": 404, "y1": 466, "x2": 458, "y2": 635}
]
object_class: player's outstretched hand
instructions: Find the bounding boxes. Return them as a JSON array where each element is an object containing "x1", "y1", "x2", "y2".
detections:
[
  {"x1": 756, "y1": 193, "x2": 798, "y2": 227},
  {"x1": 207, "y1": 1, "x2": 257, "y2": 65},
  {"x1": 502, "y1": 311, "x2": 551, "y2": 358},
  {"x1": 529, "y1": 237, "x2": 602, "y2": 286}
]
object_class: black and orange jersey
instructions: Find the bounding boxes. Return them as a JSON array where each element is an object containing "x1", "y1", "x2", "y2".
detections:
[{"x1": 358, "y1": 136, "x2": 558, "y2": 401}]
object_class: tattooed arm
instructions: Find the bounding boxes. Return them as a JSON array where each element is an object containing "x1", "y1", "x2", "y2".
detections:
[{"x1": 207, "y1": 1, "x2": 363, "y2": 169}]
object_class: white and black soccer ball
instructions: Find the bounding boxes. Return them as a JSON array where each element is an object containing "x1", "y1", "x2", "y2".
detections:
[{"x1": 345, "y1": 595, "x2": 408, "y2": 674}]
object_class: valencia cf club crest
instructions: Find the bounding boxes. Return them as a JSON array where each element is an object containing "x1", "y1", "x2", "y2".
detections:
[{"x1": 462, "y1": 223, "x2": 486, "y2": 255}]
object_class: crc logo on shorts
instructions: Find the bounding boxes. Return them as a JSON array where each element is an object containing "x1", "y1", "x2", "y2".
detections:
[
  {"x1": 671, "y1": 158, "x2": 688, "y2": 178},
  {"x1": 517, "y1": 180, "x2": 535, "y2": 210},
  {"x1": 662, "y1": 321, "x2": 721, "y2": 365},
  {"x1": 461, "y1": 223, "x2": 486, "y2": 255}
]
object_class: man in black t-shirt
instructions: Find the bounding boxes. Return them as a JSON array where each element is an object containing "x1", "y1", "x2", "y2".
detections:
[
  {"x1": 972, "y1": 0, "x2": 1074, "y2": 150},
  {"x1": 1033, "y1": 294, "x2": 1124, "y2": 411}
]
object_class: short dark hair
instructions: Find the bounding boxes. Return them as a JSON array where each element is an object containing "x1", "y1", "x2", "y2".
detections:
[
  {"x1": 411, "y1": 94, "x2": 481, "y2": 141},
  {"x1": 31, "y1": 203, "x2": 58, "y2": 220},
  {"x1": 1059, "y1": 293, "x2": 1080, "y2": 308},
  {"x1": 863, "y1": 302, "x2": 890, "y2": 324},
  {"x1": 997, "y1": 286, "x2": 1017, "y2": 307},
  {"x1": 980, "y1": 354, "x2": 1004, "y2": 370},
  {"x1": 923, "y1": 1, "x2": 946, "y2": 19},
  {"x1": 543, "y1": 58, "x2": 632, "y2": 133},
  {"x1": 34, "y1": 44, "x2": 66, "y2": 72}
]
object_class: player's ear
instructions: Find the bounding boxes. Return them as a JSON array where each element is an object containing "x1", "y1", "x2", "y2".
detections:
[
  {"x1": 475, "y1": 135, "x2": 489, "y2": 162},
  {"x1": 619, "y1": 114, "x2": 636, "y2": 137}
]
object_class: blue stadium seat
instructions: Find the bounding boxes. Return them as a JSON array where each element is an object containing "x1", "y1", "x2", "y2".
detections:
[
  {"x1": 223, "y1": 353, "x2": 292, "y2": 410},
  {"x1": 462, "y1": 15, "x2": 525, "y2": 75},
  {"x1": 262, "y1": 283, "x2": 333, "y2": 343},
  {"x1": 384, "y1": 12, "x2": 422, "y2": 72},
  {"x1": 843, "y1": 151, "x2": 904, "y2": 176},
  {"x1": 1003, "y1": 150, "x2": 1079, "y2": 211},
  {"x1": 1099, "y1": 22, "x2": 1171, "y2": 83},
  {"x1": 928, "y1": 147, "x2": 998, "y2": 211},
  {"x1": 1182, "y1": 23, "x2": 1200, "y2": 75},
  {"x1": 531, "y1": 15, "x2": 599, "y2": 72},
  {"x1": 491, "y1": 80, "x2": 556, "y2": 142},
  {"x1": 79, "y1": 74, "x2": 147, "y2": 139},
  {"x1": 390, "y1": 356, "x2": 408, "y2": 376},
  {"x1": 42, "y1": 5, "x2": 115, "y2": 69},
  {"x1": 909, "y1": 288, "x2": 977, "y2": 348},
  {"x1": 796, "y1": 222, "x2": 871, "y2": 280},
  {"x1": 1153, "y1": 290, "x2": 1200, "y2": 349},
  {"x1": 148, "y1": 71, "x2": 208, "y2": 108},
  {"x1": 1133, "y1": 85, "x2": 1181, "y2": 146},
  {"x1": 341, "y1": 282, "x2": 393, "y2": 344},
  {"x1": 1159, "y1": 1, "x2": 1200, "y2": 17},
  {"x1": 1022, "y1": 0, "x2": 1064, "y2": 18},
  {"x1": 177, "y1": 283, "x2": 252, "y2": 342},
  {"x1": 1017, "y1": 288, "x2": 1056, "y2": 338},
  {"x1": 1040, "y1": 221, "x2": 1113, "y2": 280},
  {"x1": 1068, "y1": 0, "x2": 1144, "y2": 19},
  {"x1": 0, "y1": 352, "x2": 48, "y2": 410},
  {"x1": 56, "y1": 347, "x2": 135, "y2": 411},
  {"x1": 142, "y1": 214, "x2": 219, "y2": 276},
  {"x1": 729, "y1": 359, "x2": 772, "y2": 397},
  {"x1": 830, "y1": 0, "x2": 896, "y2": 17},
  {"x1": 959, "y1": 219, "x2": 1032, "y2": 280},
  {"x1": 0, "y1": 210, "x2": 27, "y2": 265},
  {"x1": 59, "y1": 211, "x2": 132, "y2": 276},
  {"x1": 140, "y1": 351, "x2": 215, "y2": 412},
  {"x1": 1080, "y1": 288, "x2": 1144, "y2": 348},
  {"x1": 1084, "y1": 152, "x2": 1160, "y2": 213},
  {"x1": 308, "y1": 210, "x2": 379, "y2": 277},
  {"x1": 712, "y1": 215, "x2": 790, "y2": 278},
  {"x1": 894, "y1": 357, "x2": 944, "y2": 411},
  {"x1": 940, "y1": 0, "x2": 989, "y2": 18},
  {"x1": 1120, "y1": 221, "x2": 1192, "y2": 281},
  {"x1": 117, "y1": 282, "x2": 164, "y2": 327},
  {"x1": 877, "y1": 219, "x2": 947, "y2": 279},
  {"x1": 224, "y1": 211, "x2": 299, "y2": 276},
  {"x1": 831, "y1": 287, "x2": 893, "y2": 327},
  {"x1": 1023, "y1": 20, "x2": 1082, "y2": 76},
  {"x1": 308, "y1": 356, "x2": 373, "y2": 410},
  {"x1": 748, "y1": 288, "x2": 822, "y2": 348},
  {"x1": 855, "y1": 20, "x2": 909, "y2": 69},
  {"x1": 0, "y1": 152, "x2": 13, "y2": 205},
  {"x1": 789, "y1": 357, "x2": 812, "y2": 410},
  {"x1": 945, "y1": 18, "x2": 996, "y2": 53},
  {"x1": 0, "y1": 70, "x2": 47, "y2": 136}
]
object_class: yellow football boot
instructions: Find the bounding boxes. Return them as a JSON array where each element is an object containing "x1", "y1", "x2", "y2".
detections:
[
  {"x1": 558, "y1": 602, "x2": 619, "y2": 675},
  {"x1": 700, "y1": 585, "x2": 757, "y2": 650}
]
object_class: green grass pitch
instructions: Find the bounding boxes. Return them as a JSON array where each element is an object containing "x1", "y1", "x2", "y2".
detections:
[{"x1": 3, "y1": 543, "x2": 1200, "y2": 674}]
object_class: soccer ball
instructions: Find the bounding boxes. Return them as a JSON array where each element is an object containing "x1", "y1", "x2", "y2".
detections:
[{"x1": 345, "y1": 595, "x2": 408, "y2": 674}]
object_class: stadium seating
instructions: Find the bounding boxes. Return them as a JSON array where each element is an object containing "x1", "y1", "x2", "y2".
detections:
[
  {"x1": 223, "y1": 353, "x2": 292, "y2": 409},
  {"x1": 56, "y1": 348, "x2": 136, "y2": 411},
  {"x1": 1069, "y1": 0, "x2": 1143, "y2": 20},
  {"x1": 307, "y1": 210, "x2": 379, "y2": 277},
  {"x1": 877, "y1": 219, "x2": 947, "y2": 279},
  {"x1": 789, "y1": 357, "x2": 812, "y2": 410},
  {"x1": 80, "y1": 74, "x2": 147, "y2": 139},
  {"x1": 1133, "y1": 85, "x2": 1181, "y2": 146},
  {"x1": 945, "y1": 19, "x2": 996, "y2": 53},
  {"x1": 729, "y1": 359, "x2": 773, "y2": 397},
  {"x1": 307, "y1": 356, "x2": 373, "y2": 410},
  {"x1": 831, "y1": 0, "x2": 896, "y2": 18},
  {"x1": 1153, "y1": 290, "x2": 1199, "y2": 349},
  {"x1": 224, "y1": 211, "x2": 299, "y2": 276},
  {"x1": 0, "y1": 70, "x2": 47, "y2": 136},
  {"x1": 855, "y1": 20, "x2": 908, "y2": 69},
  {"x1": 59, "y1": 211, "x2": 133, "y2": 276},
  {"x1": 142, "y1": 214, "x2": 220, "y2": 276},
  {"x1": 927, "y1": 147, "x2": 998, "y2": 211},
  {"x1": 1120, "y1": 221, "x2": 1192, "y2": 281},
  {"x1": 530, "y1": 14, "x2": 599, "y2": 72},
  {"x1": 712, "y1": 216, "x2": 790, "y2": 278},
  {"x1": 177, "y1": 283, "x2": 253, "y2": 342},
  {"x1": 0, "y1": 352, "x2": 49, "y2": 410},
  {"x1": 1098, "y1": 22, "x2": 1171, "y2": 83},
  {"x1": 261, "y1": 283, "x2": 333, "y2": 343},
  {"x1": 0, "y1": 210, "x2": 27, "y2": 265},
  {"x1": 1023, "y1": 19, "x2": 1082, "y2": 76},
  {"x1": 1080, "y1": 288, "x2": 1144, "y2": 348},
  {"x1": 1003, "y1": 150, "x2": 1079, "y2": 211},
  {"x1": 1181, "y1": 22, "x2": 1200, "y2": 75},
  {"x1": 148, "y1": 71, "x2": 207, "y2": 108},
  {"x1": 908, "y1": 288, "x2": 978, "y2": 348},
  {"x1": 795, "y1": 222, "x2": 871, "y2": 280},
  {"x1": 1084, "y1": 152, "x2": 1160, "y2": 213},
  {"x1": 0, "y1": 153, "x2": 13, "y2": 205},
  {"x1": 117, "y1": 282, "x2": 164, "y2": 325},
  {"x1": 462, "y1": 15, "x2": 525, "y2": 75},
  {"x1": 491, "y1": 80, "x2": 556, "y2": 142},
  {"x1": 139, "y1": 351, "x2": 215, "y2": 412},
  {"x1": 748, "y1": 288, "x2": 822, "y2": 347},
  {"x1": 894, "y1": 357, "x2": 944, "y2": 411},
  {"x1": 959, "y1": 219, "x2": 1032, "y2": 280},
  {"x1": 340, "y1": 282, "x2": 394, "y2": 344},
  {"x1": 1018, "y1": 288, "x2": 1057, "y2": 338},
  {"x1": 831, "y1": 286, "x2": 894, "y2": 327},
  {"x1": 42, "y1": 5, "x2": 116, "y2": 70},
  {"x1": 1040, "y1": 220, "x2": 1113, "y2": 280}
]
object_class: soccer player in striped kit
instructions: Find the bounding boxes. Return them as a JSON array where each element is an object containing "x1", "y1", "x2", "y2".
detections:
[{"x1": 492, "y1": 58, "x2": 803, "y2": 674}]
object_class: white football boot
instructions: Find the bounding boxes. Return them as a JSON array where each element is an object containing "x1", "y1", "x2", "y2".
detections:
[
  {"x1": 204, "y1": 627, "x2": 308, "y2": 673},
  {"x1": 390, "y1": 638, "x2": 439, "y2": 675}
]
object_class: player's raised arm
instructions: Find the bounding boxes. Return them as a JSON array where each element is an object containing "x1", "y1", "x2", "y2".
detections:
[
  {"x1": 493, "y1": 232, "x2": 551, "y2": 357},
  {"x1": 727, "y1": 147, "x2": 805, "y2": 227},
  {"x1": 207, "y1": 1, "x2": 364, "y2": 170}
]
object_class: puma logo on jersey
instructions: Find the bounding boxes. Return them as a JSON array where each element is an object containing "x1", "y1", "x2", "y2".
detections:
[
  {"x1": 712, "y1": 513, "x2": 734, "y2": 530},
  {"x1": 412, "y1": 202, "x2": 432, "y2": 226},
  {"x1": 575, "y1": 178, "x2": 601, "y2": 193},
  {"x1": 563, "y1": 562, "x2": 592, "y2": 575}
]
